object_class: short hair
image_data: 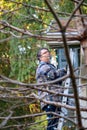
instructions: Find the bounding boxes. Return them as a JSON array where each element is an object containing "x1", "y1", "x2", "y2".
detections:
[{"x1": 37, "y1": 48, "x2": 50, "y2": 61}]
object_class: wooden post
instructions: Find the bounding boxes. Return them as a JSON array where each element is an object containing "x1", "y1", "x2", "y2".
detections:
[
  {"x1": 75, "y1": 5, "x2": 87, "y2": 127},
  {"x1": 81, "y1": 39, "x2": 87, "y2": 83}
]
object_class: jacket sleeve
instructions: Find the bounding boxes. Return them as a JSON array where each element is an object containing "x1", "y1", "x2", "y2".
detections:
[{"x1": 56, "y1": 69, "x2": 67, "y2": 78}]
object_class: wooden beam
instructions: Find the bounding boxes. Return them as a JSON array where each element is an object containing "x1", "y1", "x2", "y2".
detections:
[{"x1": 47, "y1": 40, "x2": 80, "y2": 48}]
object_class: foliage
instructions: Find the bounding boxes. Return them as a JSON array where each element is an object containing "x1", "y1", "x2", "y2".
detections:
[
  {"x1": 58, "y1": 0, "x2": 74, "y2": 14},
  {"x1": 9, "y1": 38, "x2": 37, "y2": 82},
  {"x1": 0, "y1": 0, "x2": 51, "y2": 129},
  {"x1": 29, "y1": 103, "x2": 40, "y2": 113},
  {"x1": 0, "y1": 99, "x2": 33, "y2": 130},
  {"x1": 0, "y1": 0, "x2": 52, "y2": 82},
  {"x1": 0, "y1": 0, "x2": 86, "y2": 130},
  {"x1": 0, "y1": 33, "x2": 10, "y2": 76},
  {"x1": 29, "y1": 115, "x2": 47, "y2": 130},
  {"x1": 81, "y1": 0, "x2": 87, "y2": 13}
]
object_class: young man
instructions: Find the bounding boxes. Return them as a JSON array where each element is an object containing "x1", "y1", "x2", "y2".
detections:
[{"x1": 36, "y1": 48, "x2": 66, "y2": 130}]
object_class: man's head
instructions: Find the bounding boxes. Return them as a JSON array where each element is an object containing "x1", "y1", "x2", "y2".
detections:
[{"x1": 37, "y1": 48, "x2": 51, "y2": 63}]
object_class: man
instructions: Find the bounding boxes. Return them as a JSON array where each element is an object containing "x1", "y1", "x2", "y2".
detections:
[{"x1": 36, "y1": 48, "x2": 66, "y2": 130}]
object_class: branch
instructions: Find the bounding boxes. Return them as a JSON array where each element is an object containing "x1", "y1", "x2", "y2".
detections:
[
  {"x1": 0, "y1": 111, "x2": 13, "y2": 128},
  {"x1": 32, "y1": 93, "x2": 87, "y2": 111},
  {"x1": 44, "y1": 0, "x2": 84, "y2": 129},
  {"x1": 65, "y1": 0, "x2": 84, "y2": 29}
]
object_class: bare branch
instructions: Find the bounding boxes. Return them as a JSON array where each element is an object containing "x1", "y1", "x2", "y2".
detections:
[{"x1": 0, "y1": 111, "x2": 13, "y2": 129}]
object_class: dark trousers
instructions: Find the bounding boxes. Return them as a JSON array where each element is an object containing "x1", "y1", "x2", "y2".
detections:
[{"x1": 43, "y1": 105, "x2": 61, "y2": 130}]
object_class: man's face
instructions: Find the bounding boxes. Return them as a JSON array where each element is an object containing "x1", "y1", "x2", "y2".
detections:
[{"x1": 40, "y1": 49, "x2": 51, "y2": 63}]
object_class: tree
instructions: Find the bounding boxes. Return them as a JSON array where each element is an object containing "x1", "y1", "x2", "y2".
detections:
[
  {"x1": 0, "y1": 0, "x2": 52, "y2": 82},
  {"x1": 0, "y1": 0, "x2": 87, "y2": 130}
]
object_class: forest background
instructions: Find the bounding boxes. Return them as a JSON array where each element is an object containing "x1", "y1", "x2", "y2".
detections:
[{"x1": 0, "y1": 0, "x2": 87, "y2": 130}]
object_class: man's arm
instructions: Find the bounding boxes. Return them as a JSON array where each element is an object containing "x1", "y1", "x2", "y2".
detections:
[{"x1": 56, "y1": 69, "x2": 67, "y2": 78}]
